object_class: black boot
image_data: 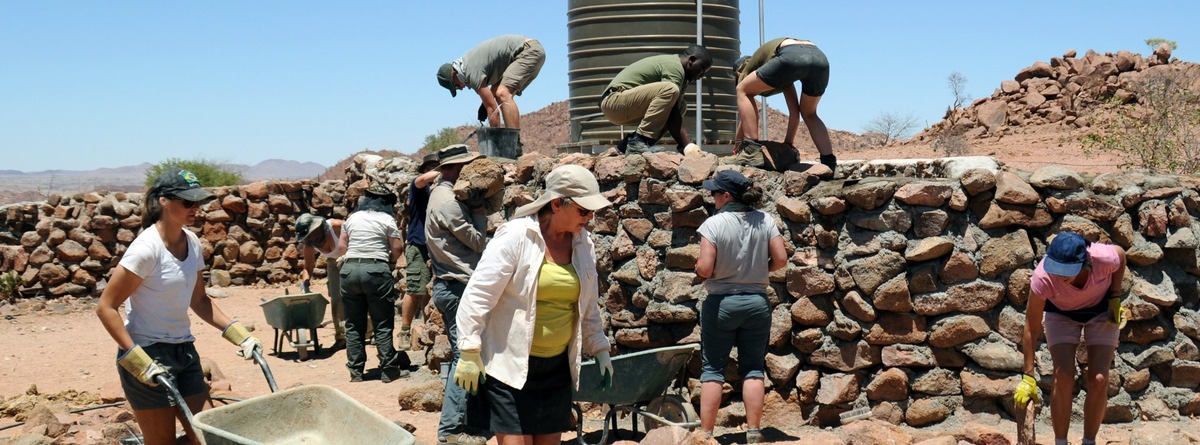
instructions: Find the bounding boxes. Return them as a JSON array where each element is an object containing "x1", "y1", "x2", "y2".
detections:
[
  {"x1": 820, "y1": 154, "x2": 837, "y2": 175},
  {"x1": 626, "y1": 133, "x2": 654, "y2": 154}
]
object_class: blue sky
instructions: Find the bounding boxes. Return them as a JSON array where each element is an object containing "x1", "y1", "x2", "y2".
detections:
[{"x1": 2, "y1": 1, "x2": 1196, "y2": 172}]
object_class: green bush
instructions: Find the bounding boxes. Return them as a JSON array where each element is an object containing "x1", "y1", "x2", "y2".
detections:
[
  {"x1": 144, "y1": 158, "x2": 245, "y2": 188},
  {"x1": 0, "y1": 271, "x2": 23, "y2": 302},
  {"x1": 1082, "y1": 68, "x2": 1200, "y2": 174},
  {"x1": 420, "y1": 127, "x2": 463, "y2": 155}
]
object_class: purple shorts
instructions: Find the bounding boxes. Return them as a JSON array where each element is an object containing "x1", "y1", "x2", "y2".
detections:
[{"x1": 1043, "y1": 311, "x2": 1119, "y2": 347}]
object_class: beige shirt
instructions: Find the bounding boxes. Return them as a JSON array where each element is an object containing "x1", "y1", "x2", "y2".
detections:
[
  {"x1": 456, "y1": 216, "x2": 611, "y2": 390},
  {"x1": 425, "y1": 181, "x2": 488, "y2": 283}
]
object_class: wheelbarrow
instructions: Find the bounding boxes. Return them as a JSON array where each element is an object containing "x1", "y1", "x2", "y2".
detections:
[
  {"x1": 156, "y1": 350, "x2": 414, "y2": 445},
  {"x1": 572, "y1": 344, "x2": 700, "y2": 445},
  {"x1": 259, "y1": 291, "x2": 328, "y2": 361}
]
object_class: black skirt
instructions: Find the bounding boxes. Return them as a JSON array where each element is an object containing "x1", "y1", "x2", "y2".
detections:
[{"x1": 466, "y1": 352, "x2": 573, "y2": 435}]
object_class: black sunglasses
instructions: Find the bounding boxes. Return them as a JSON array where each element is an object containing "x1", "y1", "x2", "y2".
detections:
[
  {"x1": 170, "y1": 197, "x2": 199, "y2": 209},
  {"x1": 563, "y1": 198, "x2": 594, "y2": 217}
]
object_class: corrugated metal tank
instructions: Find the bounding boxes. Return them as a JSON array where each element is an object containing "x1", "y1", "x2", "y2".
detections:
[{"x1": 567, "y1": 0, "x2": 740, "y2": 145}]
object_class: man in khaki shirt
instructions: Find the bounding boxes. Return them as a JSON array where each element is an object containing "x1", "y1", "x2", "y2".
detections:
[{"x1": 424, "y1": 144, "x2": 490, "y2": 445}]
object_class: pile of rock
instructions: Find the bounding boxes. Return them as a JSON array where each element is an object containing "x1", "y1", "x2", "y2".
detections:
[{"x1": 914, "y1": 44, "x2": 1186, "y2": 141}]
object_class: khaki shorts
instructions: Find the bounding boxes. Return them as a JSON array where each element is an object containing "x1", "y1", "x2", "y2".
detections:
[
  {"x1": 501, "y1": 39, "x2": 545, "y2": 95},
  {"x1": 404, "y1": 243, "x2": 431, "y2": 296}
]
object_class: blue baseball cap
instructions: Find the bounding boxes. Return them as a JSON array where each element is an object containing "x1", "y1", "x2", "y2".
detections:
[
  {"x1": 703, "y1": 169, "x2": 752, "y2": 199},
  {"x1": 1044, "y1": 231, "x2": 1089, "y2": 277}
]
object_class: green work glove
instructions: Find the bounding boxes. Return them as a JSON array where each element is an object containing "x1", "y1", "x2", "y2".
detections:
[
  {"x1": 595, "y1": 350, "x2": 614, "y2": 391},
  {"x1": 1013, "y1": 374, "x2": 1042, "y2": 408},
  {"x1": 222, "y1": 321, "x2": 262, "y2": 361},
  {"x1": 1108, "y1": 297, "x2": 1127, "y2": 329},
  {"x1": 118, "y1": 345, "x2": 168, "y2": 387},
  {"x1": 454, "y1": 349, "x2": 486, "y2": 395}
]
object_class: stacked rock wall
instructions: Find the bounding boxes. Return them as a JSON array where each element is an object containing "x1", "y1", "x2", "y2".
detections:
[
  {"x1": 0, "y1": 179, "x2": 366, "y2": 297},
  {"x1": 3, "y1": 151, "x2": 1199, "y2": 427}
]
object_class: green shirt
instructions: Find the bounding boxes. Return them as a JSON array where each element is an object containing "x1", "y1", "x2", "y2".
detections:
[
  {"x1": 737, "y1": 37, "x2": 791, "y2": 96},
  {"x1": 605, "y1": 54, "x2": 687, "y2": 92},
  {"x1": 459, "y1": 35, "x2": 526, "y2": 90}
]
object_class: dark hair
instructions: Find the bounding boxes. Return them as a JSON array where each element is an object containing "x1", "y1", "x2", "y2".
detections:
[
  {"x1": 734, "y1": 184, "x2": 765, "y2": 208},
  {"x1": 683, "y1": 43, "x2": 712, "y2": 66},
  {"x1": 141, "y1": 189, "x2": 164, "y2": 229},
  {"x1": 354, "y1": 191, "x2": 397, "y2": 214}
]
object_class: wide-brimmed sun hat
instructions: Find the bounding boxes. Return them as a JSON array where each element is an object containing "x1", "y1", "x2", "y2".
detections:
[
  {"x1": 294, "y1": 213, "x2": 327, "y2": 245},
  {"x1": 436, "y1": 144, "x2": 484, "y2": 168},
  {"x1": 512, "y1": 164, "x2": 610, "y2": 218}
]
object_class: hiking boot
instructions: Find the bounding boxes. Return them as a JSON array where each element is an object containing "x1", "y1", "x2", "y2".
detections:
[
  {"x1": 396, "y1": 326, "x2": 411, "y2": 352},
  {"x1": 820, "y1": 154, "x2": 838, "y2": 176},
  {"x1": 722, "y1": 139, "x2": 765, "y2": 167},
  {"x1": 625, "y1": 133, "x2": 654, "y2": 154},
  {"x1": 381, "y1": 367, "x2": 409, "y2": 383},
  {"x1": 438, "y1": 433, "x2": 488, "y2": 445},
  {"x1": 349, "y1": 369, "x2": 364, "y2": 383},
  {"x1": 746, "y1": 429, "x2": 764, "y2": 444}
]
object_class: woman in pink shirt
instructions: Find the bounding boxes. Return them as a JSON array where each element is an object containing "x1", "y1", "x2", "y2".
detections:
[{"x1": 1015, "y1": 231, "x2": 1127, "y2": 445}]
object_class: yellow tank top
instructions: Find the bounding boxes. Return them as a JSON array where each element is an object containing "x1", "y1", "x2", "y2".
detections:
[{"x1": 530, "y1": 258, "x2": 580, "y2": 358}]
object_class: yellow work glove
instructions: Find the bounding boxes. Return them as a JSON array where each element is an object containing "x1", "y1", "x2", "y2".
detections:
[
  {"x1": 1108, "y1": 297, "x2": 1127, "y2": 329},
  {"x1": 118, "y1": 345, "x2": 168, "y2": 387},
  {"x1": 454, "y1": 349, "x2": 486, "y2": 395},
  {"x1": 1013, "y1": 374, "x2": 1042, "y2": 408},
  {"x1": 595, "y1": 351, "x2": 614, "y2": 391},
  {"x1": 222, "y1": 321, "x2": 262, "y2": 361}
]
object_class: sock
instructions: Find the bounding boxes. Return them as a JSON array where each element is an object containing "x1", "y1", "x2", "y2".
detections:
[
  {"x1": 1082, "y1": 439, "x2": 1096, "y2": 445},
  {"x1": 1055, "y1": 440, "x2": 1068, "y2": 445}
]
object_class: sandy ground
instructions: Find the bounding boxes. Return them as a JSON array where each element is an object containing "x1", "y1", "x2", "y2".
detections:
[{"x1": 2, "y1": 282, "x2": 1197, "y2": 445}]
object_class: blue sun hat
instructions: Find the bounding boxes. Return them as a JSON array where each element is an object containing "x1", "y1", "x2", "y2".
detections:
[{"x1": 1044, "y1": 231, "x2": 1089, "y2": 277}]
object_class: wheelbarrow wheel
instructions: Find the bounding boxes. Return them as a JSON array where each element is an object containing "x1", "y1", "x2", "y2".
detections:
[
  {"x1": 642, "y1": 394, "x2": 692, "y2": 430},
  {"x1": 295, "y1": 329, "x2": 310, "y2": 361}
]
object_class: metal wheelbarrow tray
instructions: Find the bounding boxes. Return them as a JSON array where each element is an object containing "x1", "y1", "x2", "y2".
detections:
[
  {"x1": 192, "y1": 384, "x2": 414, "y2": 445},
  {"x1": 572, "y1": 344, "x2": 699, "y2": 445},
  {"x1": 259, "y1": 292, "x2": 328, "y2": 360}
]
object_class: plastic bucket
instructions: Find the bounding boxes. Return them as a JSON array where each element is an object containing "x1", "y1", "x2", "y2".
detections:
[{"x1": 477, "y1": 127, "x2": 522, "y2": 159}]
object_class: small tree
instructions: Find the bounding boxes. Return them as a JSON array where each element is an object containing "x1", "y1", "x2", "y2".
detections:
[
  {"x1": 420, "y1": 127, "x2": 462, "y2": 155},
  {"x1": 1145, "y1": 38, "x2": 1178, "y2": 51},
  {"x1": 936, "y1": 72, "x2": 973, "y2": 156},
  {"x1": 1082, "y1": 68, "x2": 1200, "y2": 174},
  {"x1": 144, "y1": 158, "x2": 244, "y2": 188},
  {"x1": 863, "y1": 111, "x2": 920, "y2": 146}
]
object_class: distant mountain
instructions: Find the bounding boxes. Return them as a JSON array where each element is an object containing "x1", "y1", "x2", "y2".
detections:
[{"x1": 239, "y1": 159, "x2": 327, "y2": 180}]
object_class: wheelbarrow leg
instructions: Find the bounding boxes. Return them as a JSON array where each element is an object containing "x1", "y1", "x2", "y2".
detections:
[
  {"x1": 272, "y1": 328, "x2": 282, "y2": 356},
  {"x1": 311, "y1": 327, "x2": 321, "y2": 354}
]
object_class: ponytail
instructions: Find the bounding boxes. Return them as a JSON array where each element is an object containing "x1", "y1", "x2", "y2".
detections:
[{"x1": 141, "y1": 190, "x2": 163, "y2": 229}]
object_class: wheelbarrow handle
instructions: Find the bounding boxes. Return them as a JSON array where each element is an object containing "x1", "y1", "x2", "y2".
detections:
[
  {"x1": 155, "y1": 374, "x2": 197, "y2": 428},
  {"x1": 251, "y1": 348, "x2": 279, "y2": 393}
]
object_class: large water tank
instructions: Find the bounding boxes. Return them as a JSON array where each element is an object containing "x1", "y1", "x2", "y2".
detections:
[{"x1": 567, "y1": 0, "x2": 740, "y2": 146}]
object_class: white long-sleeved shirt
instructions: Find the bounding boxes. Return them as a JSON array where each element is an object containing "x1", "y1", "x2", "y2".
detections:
[{"x1": 456, "y1": 215, "x2": 611, "y2": 390}]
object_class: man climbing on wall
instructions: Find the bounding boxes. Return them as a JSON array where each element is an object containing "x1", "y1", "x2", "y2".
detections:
[{"x1": 599, "y1": 44, "x2": 712, "y2": 154}]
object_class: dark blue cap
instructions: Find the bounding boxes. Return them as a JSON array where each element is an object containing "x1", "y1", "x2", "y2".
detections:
[
  {"x1": 1044, "y1": 231, "x2": 1089, "y2": 277},
  {"x1": 702, "y1": 169, "x2": 751, "y2": 199}
]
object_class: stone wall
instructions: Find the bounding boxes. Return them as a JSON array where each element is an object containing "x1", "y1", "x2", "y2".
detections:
[{"x1": 3, "y1": 151, "x2": 1200, "y2": 427}]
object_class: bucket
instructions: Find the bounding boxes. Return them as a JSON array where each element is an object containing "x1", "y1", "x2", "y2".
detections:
[{"x1": 477, "y1": 127, "x2": 522, "y2": 159}]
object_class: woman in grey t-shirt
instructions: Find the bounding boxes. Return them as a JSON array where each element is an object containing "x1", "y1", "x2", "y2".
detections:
[{"x1": 694, "y1": 169, "x2": 788, "y2": 443}]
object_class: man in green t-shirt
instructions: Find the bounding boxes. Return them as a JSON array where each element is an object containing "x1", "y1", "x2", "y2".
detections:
[
  {"x1": 599, "y1": 44, "x2": 712, "y2": 154},
  {"x1": 437, "y1": 35, "x2": 546, "y2": 129}
]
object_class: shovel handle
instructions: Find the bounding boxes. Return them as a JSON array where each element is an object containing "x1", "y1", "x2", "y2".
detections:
[
  {"x1": 251, "y1": 348, "x2": 279, "y2": 393},
  {"x1": 155, "y1": 374, "x2": 196, "y2": 427}
]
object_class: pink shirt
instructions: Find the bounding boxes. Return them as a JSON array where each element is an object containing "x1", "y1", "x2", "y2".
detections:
[{"x1": 1030, "y1": 243, "x2": 1120, "y2": 311}]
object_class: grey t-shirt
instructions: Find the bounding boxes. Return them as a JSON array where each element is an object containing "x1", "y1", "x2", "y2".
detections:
[
  {"x1": 697, "y1": 210, "x2": 781, "y2": 295},
  {"x1": 342, "y1": 211, "x2": 402, "y2": 262},
  {"x1": 459, "y1": 34, "x2": 526, "y2": 90}
]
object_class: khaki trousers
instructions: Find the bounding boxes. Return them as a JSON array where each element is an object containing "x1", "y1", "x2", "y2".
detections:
[{"x1": 600, "y1": 81, "x2": 681, "y2": 139}]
